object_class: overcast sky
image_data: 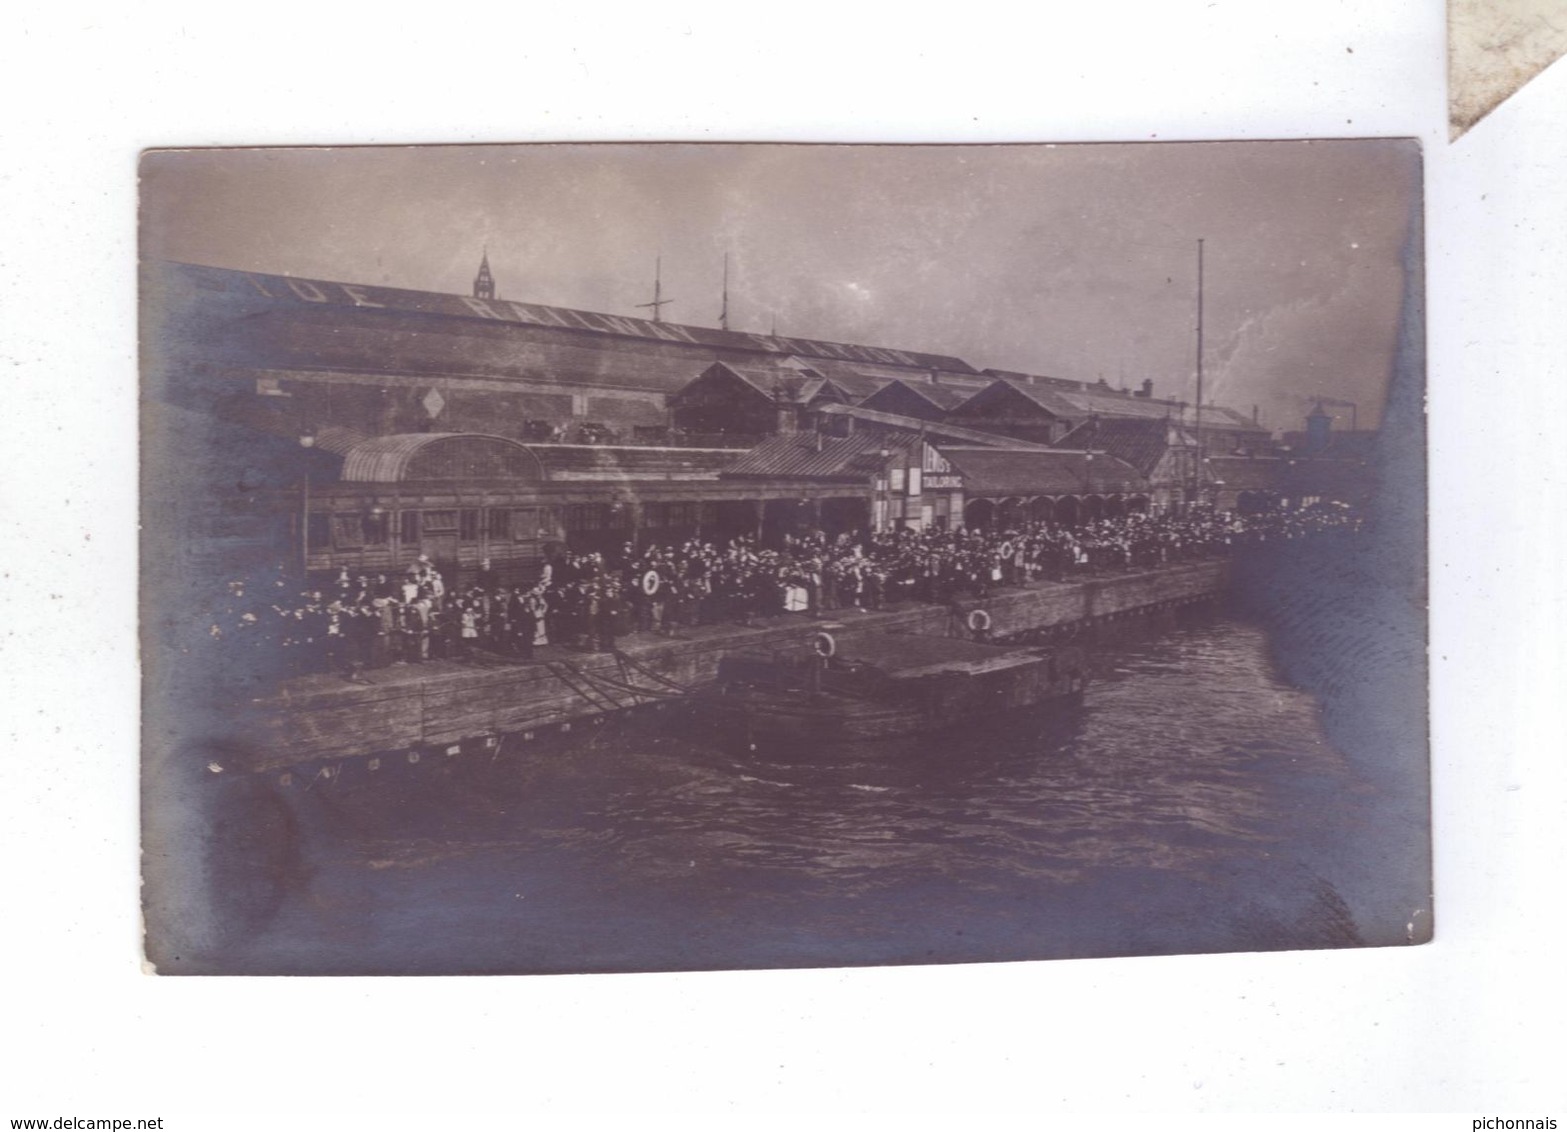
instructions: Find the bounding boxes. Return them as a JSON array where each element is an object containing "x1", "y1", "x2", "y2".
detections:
[{"x1": 141, "y1": 140, "x2": 1421, "y2": 429}]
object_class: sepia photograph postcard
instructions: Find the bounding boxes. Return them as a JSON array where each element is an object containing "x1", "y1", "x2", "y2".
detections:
[{"x1": 139, "y1": 140, "x2": 1430, "y2": 976}]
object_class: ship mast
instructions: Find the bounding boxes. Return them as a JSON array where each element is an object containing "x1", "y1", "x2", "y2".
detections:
[{"x1": 636, "y1": 256, "x2": 673, "y2": 322}]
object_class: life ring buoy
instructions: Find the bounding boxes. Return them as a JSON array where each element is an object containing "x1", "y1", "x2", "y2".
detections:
[
  {"x1": 641, "y1": 570, "x2": 661, "y2": 596},
  {"x1": 812, "y1": 631, "x2": 836, "y2": 658},
  {"x1": 999, "y1": 540, "x2": 1016, "y2": 560},
  {"x1": 966, "y1": 608, "x2": 992, "y2": 633}
]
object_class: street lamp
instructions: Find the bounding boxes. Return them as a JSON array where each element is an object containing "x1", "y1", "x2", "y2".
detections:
[{"x1": 299, "y1": 434, "x2": 316, "y2": 578}]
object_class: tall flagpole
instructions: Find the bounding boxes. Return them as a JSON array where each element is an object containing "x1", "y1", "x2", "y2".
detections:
[
  {"x1": 720, "y1": 253, "x2": 730, "y2": 331},
  {"x1": 1194, "y1": 237, "x2": 1205, "y2": 506}
]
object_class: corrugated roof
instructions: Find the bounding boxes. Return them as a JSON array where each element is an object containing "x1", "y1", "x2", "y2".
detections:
[
  {"x1": 814, "y1": 403, "x2": 1054, "y2": 449},
  {"x1": 1054, "y1": 417, "x2": 1195, "y2": 476},
  {"x1": 802, "y1": 357, "x2": 989, "y2": 398},
  {"x1": 154, "y1": 260, "x2": 978, "y2": 376},
  {"x1": 1054, "y1": 388, "x2": 1186, "y2": 421},
  {"x1": 700, "y1": 361, "x2": 795, "y2": 398},
  {"x1": 915, "y1": 382, "x2": 976, "y2": 410},
  {"x1": 980, "y1": 370, "x2": 1267, "y2": 433},
  {"x1": 948, "y1": 378, "x2": 1082, "y2": 419},
  {"x1": 341, "y1": 433, "x2": 545, "y2": 483},
  {"x1": 309, "y1": 425, "x2": 370, "y2": 456},
  {"x1": 741, "y1": 367, "x2": 849, "y2": 404},
  {"x1": 242, "y1": 305, "x2": 720, "y2": 395},
  {"x1": 723, "y1": 430, "x2": 919, "y2": 480},
  {"x1": 1051, "y1": 388, "x2": 1269, "y2": 433},
  {"x1": 859, "y1": 378, "x2": 973, "y2": 412},
  {"x1": 981, "y1": 368, "x2": 1084, "y2": 387},
  {"x1": 938, "y1": 446, "x2": 1147, "y2": 496},
  {"x1": 786, "y1": 358, "x2": 895, "y2": 401},
  {"x1": 673, "y1": 360, "x2": 851, "y2": 407}
]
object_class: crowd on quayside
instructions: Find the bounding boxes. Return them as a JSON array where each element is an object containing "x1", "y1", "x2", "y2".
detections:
[{"x1": 196, "y1": 502, "x2": 1363, "y2": 682}]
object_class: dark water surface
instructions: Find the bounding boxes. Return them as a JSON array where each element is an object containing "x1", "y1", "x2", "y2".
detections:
[{"x1": 216, "y1": 606, "x2": 1429, "y2": 974}]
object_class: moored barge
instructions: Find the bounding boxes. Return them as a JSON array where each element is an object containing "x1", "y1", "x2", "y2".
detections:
[{"x1": 698, "y1": 630, "x2": 1087, "y2": 754}]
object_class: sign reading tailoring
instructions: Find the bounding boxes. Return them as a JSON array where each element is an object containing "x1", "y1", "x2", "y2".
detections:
[{"x1": 918, "y1": 446, "x2": 963, "y2": 493}]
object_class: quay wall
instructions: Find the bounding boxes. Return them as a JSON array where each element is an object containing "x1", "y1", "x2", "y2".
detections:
[{"x1": 250, "y1": 559, "x2": 1229, "y2": 772}]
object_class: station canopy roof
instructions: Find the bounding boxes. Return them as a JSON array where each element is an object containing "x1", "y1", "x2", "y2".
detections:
[
  {"x1": 532, "y1": 443, "x2": 747, "y2": 482},
  {"x1": 308, "y1": 425, "x2": 371, "y2": 456},
  {"x1": 723, "y1": 430, "x2": 920, "y2": 481},
  {"x1": 341, "y1": 433, "x2": 545, "y2": 483},
  {"x1": 938, "y1": 446, "x2": 1147, "y2": 496},
  {"x1": 814, "y1": 403, "x2": 1052, "y2": 449}
]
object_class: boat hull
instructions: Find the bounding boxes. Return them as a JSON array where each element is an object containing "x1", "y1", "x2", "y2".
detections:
[{"x1": 696, "y1": 644, "x2": 1086, "y2": 757}]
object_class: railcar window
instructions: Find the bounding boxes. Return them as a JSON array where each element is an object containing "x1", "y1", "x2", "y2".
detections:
[
  {"x1": 487, "y1": 508, "x2": 511, "y2": 541},
  {"x1": 565, "y1": 504, "x2": 608, "y2": 531},
  {"x1": 400, "y1": 510, "x2": 420, "y2": 545},
  {"x1": 331, "y1": 514, "x2": 364, "y2": 548},
  {"x1": 363, "y1": 511, "x2": 389, "y2": 545},
  {"x1": 460, "y1": 509, "x2": 480, "y2": 542},
  {"x1": 422, "y1": 510, "x2": 458, "y2": 532},
  {"x1": 306, "y1": 513, "x2": 331, "y2": 551}
]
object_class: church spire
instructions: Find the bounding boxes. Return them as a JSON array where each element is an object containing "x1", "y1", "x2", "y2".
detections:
[{"x1": 473, "y1": 247, "x2": 495, "y2": 300}]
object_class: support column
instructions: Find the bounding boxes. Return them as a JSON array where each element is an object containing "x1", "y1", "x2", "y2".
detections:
[{"x1": 625, "y1": 500, "x2": 644, "y2": 550}]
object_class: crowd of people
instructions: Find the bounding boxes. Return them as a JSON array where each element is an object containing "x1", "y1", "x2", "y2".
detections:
[
  {"x1": 516, "y1": 419, "x2": 630, "y2": 445},
  {"x1": 200, "y1": 502, "x2": 1363, "y2": 682}
]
